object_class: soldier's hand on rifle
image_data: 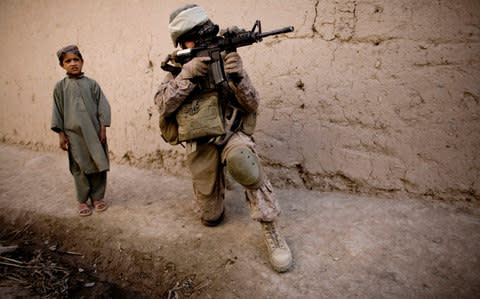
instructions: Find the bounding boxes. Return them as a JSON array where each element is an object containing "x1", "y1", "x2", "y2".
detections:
[
  {"x1": 224, "y1": 52, "x2": 243, "y2": 79},
  {"x1": 181, "y1": 56, "x2": 211, "y2": 79},
  {"x1": 220, "y1": 26, "x2": 245, "y2": 36}
]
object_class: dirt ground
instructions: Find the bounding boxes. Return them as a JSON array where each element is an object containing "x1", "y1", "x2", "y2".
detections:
[
  {"x1": 0, "y1": 143, "x2": 479, "y2": 298},
  {"x1": 0, "y1": 217, "x2": 150, "y2": 298}
]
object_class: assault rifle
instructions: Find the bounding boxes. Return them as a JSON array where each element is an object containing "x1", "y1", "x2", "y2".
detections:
[{"x1": 161, "y1": 20, "x2": 294, "y2": 87}]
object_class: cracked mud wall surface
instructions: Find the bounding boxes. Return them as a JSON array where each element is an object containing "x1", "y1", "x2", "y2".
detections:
[{"x1": 0, "y1": 0, "x2": 479, "y2": 201}]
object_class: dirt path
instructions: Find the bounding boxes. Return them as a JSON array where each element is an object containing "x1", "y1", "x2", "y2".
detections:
[{"x1": 0, "y1": 143, "x2": 479, "y2": 298}]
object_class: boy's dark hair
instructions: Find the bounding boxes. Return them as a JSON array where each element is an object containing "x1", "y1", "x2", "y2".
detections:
[{"x1": 56, "y1": 45, "x2": 83, "y2": 65}]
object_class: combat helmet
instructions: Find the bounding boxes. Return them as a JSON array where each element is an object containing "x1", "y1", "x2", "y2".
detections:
[{"x1": 168, "y1": 4, "x2": 219, "y2": 47}]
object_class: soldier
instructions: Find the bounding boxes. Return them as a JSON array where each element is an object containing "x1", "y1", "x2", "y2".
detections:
[{"x1": 154, "y1": 4, "x2": 293, "y2": 272}]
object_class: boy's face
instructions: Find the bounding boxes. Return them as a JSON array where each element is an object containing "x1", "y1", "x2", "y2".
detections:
[{"x1": 60, "y1": 52, "x2": 83, "y2": 75}]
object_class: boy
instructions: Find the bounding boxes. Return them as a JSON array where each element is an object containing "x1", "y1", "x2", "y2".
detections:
[{"x1": 51, "y1": 45, "x2": 111, "y2": 216}]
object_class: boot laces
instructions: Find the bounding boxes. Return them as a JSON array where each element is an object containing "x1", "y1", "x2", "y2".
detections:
[{"x1": 263, "y1": 222, "x2": 281, "y2": 248}]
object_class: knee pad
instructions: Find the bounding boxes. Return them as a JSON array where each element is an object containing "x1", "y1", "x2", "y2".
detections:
[{"x1": 226, "y1": 146, "x2": 263, "y2": 188}]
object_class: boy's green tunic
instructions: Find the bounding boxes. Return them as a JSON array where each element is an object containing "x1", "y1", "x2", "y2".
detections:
[{"x1": 51, "y1": 75, "x2": 111, "y2": 174}]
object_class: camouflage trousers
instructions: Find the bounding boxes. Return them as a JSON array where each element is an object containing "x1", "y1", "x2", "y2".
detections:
[{"x1": 186, "y1": 132, "x2": 281, "y2": 223}]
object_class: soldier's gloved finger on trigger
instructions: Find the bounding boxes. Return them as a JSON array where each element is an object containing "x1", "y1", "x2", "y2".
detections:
[
  {"x1": 182, "y1": 56, "x2": 211, "y2": 78},
  {"x1": 224, "y1": 52, "x2": 243, "y2": 76}
]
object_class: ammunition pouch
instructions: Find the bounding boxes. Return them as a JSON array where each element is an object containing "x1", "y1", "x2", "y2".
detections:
[
  {"x1": 241, "y1": 111, "x2": 256, "y2": 136},
  {"x1": 176, "y1": 92, "x2": 225, "y2": 142},
  {"x1": 159, "y1": 115, "x2": 180, "y2": 145}
]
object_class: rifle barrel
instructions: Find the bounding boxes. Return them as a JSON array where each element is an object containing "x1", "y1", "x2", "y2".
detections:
[{"x1": 260, "y1": 26, "x2": 294, "y2": 38}]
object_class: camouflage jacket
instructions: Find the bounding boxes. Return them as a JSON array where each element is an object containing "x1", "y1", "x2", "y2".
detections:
[{"x1": 154, "y1": 68, "x2": 260, "y2": 119}]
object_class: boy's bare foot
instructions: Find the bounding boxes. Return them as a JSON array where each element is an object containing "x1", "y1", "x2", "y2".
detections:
[
  {"x1": 78, "y1": 203, "x2": 92, "y2": 217},
  {"x1": 93, "y1": 200, "x2": 107, "y2": 212}
]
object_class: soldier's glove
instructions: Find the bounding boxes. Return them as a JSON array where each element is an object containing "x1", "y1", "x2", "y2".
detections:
[
  {"x1": 180, "y1": 56, "x2": 211, "y2": 79},
  {"x1": 224, "y1": 52, "x2": 244, "y2": 80},
  {"x1": 220, "y1": 26, "x2": 246, "y2": 37}
]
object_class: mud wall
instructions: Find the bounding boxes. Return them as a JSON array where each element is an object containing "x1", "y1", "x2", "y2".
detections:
[{"x1": 0, "y1": 0, "x2": 479, "y2": 200}]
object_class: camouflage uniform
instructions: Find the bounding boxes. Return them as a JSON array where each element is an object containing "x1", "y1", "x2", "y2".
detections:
[
  {"x1": 156, "y1": 4, "x2": 292, "y2": 272},
  {"x1": 154, "y1": 70, "x2": 281, "y2": 223}
]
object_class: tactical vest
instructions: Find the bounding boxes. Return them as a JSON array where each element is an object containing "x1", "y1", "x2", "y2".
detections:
[{"x1": 175, "y1": 69, "x2": 256, "y2": 143}]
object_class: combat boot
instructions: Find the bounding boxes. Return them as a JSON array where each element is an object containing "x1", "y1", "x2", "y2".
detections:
[
  {"x1": 201, "y1": 210, "x2": 225, "y2": 227},
  {"x1": 261, "y1": 221, "x2": 293, "y2": 272}
]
